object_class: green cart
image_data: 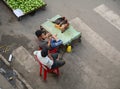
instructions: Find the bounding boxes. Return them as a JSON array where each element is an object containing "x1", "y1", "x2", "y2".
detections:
[{"x1": 41, "y1": 15, "x2": 82, "y2": 46}]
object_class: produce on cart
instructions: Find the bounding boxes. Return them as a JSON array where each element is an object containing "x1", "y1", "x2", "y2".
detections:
[{"x1": 2, "y1": 0, "x2": 46, "y2": 20}]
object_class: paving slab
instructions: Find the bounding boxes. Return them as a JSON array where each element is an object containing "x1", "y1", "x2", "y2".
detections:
[
  {"x1": 0, "y1": 74, "x2": 14, "y2": 89},
  {"x1": 12, "y1": 46, "x2": 37, "y2": 73}
]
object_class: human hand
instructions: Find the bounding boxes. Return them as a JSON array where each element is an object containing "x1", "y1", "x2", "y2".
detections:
[
  {"x1": 45, "y1": 33, "x2": 51, "y2": 38},
  {"x1": 52, "y1": 34, "x2": 57, "y2": 38},
  {"x1": 52, "y1": 34, "x2": 58, "y2": 41}
]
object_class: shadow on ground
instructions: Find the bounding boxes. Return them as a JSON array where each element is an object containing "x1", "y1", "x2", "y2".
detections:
[{"x1": 0, "y1": 34, "x2": 32, "y2": 60}]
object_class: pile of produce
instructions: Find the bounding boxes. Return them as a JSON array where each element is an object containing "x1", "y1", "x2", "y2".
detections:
[{"x1": 5, "y1": 0, "x2": 46, "y2": 13}]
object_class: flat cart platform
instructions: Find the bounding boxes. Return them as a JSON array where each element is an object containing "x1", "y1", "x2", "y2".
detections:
[{"x1": 41, "y1": 15, "x2": 82, "y2": 46}]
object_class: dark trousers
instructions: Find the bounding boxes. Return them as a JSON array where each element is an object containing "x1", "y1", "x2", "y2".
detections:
[{"x1": 51, "y1": 53, "x2": 65, "y2": 69}]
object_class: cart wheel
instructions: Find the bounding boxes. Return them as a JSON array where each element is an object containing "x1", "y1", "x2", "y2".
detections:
[
  {"x1": 41, "y1": 6, "x2": 46, "y2": 10},
  {"x1": 78, "y1": 35, "x2": 82, "y2": 42},
  {"x1": 18, "y1": 17, "x2": 22, "y2": 21},
  {"x1": 30, "y1": 11, "x2": 36, "y2": 16},
  {"x1": 78, "y1": 38, "x2": 81, "y2": 42}
]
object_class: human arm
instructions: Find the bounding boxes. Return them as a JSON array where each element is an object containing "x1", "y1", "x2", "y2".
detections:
[
  {"x1": 39, "y1": 40, "x2": 50, "y2": 49},
  {"x1": 52, "y1": 34, "x2": 59, "y2": 41},
  {"x1": 47, "y1": 39, "x2": 51, "y2": 47},
  {"x1": 48, "y1": 51, "x2": 54, "y2": 60}
]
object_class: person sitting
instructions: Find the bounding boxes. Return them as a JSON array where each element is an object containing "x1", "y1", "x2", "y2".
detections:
[
  {"x1": 52, "y1": 17, "x2": 69, "y2": 33},
  {"x1": 35, "y1": 29, "x2": 63, "y2": 50},
  {"x1": 33, "y1": 47, "x2": 65, "y2": 69}
]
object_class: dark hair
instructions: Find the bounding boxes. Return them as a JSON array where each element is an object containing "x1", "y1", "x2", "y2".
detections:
[
  {"x1": 35, "y1": 30, "x2": 43, "y2": 38},
  {"x1": 41, "y1": 48, "x2": 48, "y2": 57},
  {"x1": 62, "y1": 17, "x2": 65, "y2": 19},
  {"x1": 40, "y1": 26, "x2": 44, "y2": 31}
]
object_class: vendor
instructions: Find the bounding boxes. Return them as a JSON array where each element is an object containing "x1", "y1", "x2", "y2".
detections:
[{"x1": 35, "y1": 29, "x2": 63, "y2": 49}]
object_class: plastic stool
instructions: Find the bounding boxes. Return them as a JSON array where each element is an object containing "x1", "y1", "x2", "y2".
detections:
[
  {"x1": 39, "y1": 47, "x2": 58, "y2": 54},
  {"x1": 34, "y1": 55, "x2": 59, "y2": 81}
]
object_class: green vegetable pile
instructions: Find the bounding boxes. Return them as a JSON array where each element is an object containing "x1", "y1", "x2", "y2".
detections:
[{"x1": 5, "y1": 0, "x2": 46, "y2": 13}]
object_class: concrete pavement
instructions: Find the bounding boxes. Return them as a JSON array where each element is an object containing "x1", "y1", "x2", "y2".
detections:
[
  {"x1": 0, "y1": 74, "x2": 14, "y2": 89},
  {"x1": 1, "y1": 0, "x2": 120, "y2": 89},
  {"x1": 9, "y1": 17, "x2": 120, "y2": 89}
]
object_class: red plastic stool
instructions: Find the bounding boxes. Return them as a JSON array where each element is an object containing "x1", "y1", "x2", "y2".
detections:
[
  {"x1": 34, "y1": 55, "x2": 59, "y2": 81},
  {"x1": 39, "y1": 47, "x2": 58, "y2": 54},
  {"x1": 49, "y1": 48, "x2": 58, "y2": 54}
]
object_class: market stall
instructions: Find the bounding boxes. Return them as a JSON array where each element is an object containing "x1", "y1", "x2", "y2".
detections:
[
  {"x1": 41, "y1": 15, "x2": 82, "y2": 46},
  {"x1": 41, "y1": 15, "x2": 82, "y2": 53},
  {"x1": 2, "y1": 0, "x2": 46, "y2": 20}
]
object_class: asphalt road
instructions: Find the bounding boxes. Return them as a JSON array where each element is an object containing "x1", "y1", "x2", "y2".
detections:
[
  {"x1": 0, "y1": 0, "x2": 120, "y2": 89},
  {"x1": 0, "y1": 0, "x2": 120, "y2": 51}
]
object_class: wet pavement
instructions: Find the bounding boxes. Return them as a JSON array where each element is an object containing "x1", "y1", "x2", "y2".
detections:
[
  {"x1": 0, "y1": 34, "x2": 33, "y2": 60},
  {"x1": 0, "y1": 55, "x2": 33, "y2": 89},
  {"x1": 0, "y1": 73, "x2": 14, "y2": 89}
]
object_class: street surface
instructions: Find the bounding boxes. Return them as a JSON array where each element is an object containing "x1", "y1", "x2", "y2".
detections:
[{"x1": 0, "y1": 0, "x2": 120, "y2": 89}]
